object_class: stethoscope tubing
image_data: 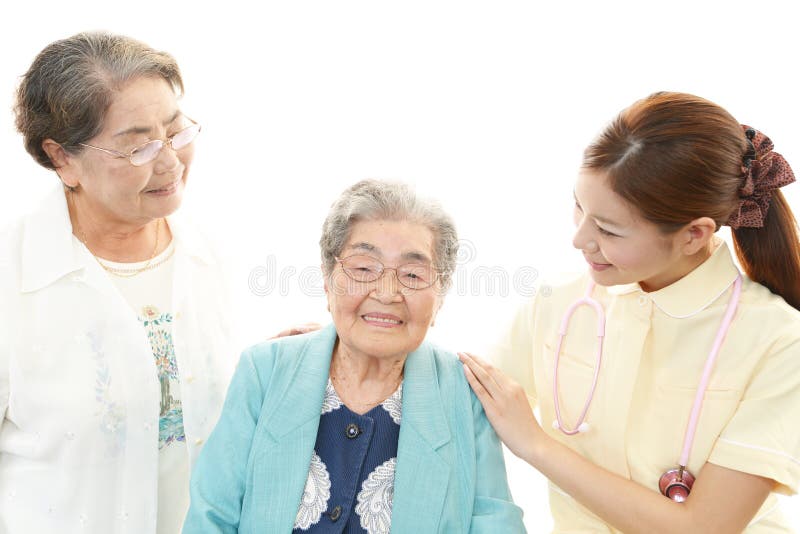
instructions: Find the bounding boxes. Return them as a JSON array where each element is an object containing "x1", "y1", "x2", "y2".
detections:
[
  {"x1": 552, "y1": 273, "x2": 743, "y2": 470},
  {"x1": 677, "y1": 274, "x2": 742, "y2": 467},
  {"x1": 552, "y1": 281, "x2": 605, "y2": 435}
]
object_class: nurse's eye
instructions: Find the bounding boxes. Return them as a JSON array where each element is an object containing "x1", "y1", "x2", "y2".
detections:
[{"x1": 597, "y1": 226, "x2": 619, "y2": 237}]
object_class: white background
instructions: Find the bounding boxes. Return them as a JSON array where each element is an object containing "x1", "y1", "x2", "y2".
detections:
[{"x1": 2, "y1": 1, "x2": 799, "y2": 531}]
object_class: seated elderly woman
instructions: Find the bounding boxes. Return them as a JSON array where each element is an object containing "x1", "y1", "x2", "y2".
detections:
[{"x1": 184, "y1": 180, "x2": 525, "y2": 533}]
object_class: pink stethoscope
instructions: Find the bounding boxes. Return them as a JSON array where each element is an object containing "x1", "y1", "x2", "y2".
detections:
[{"x1": 551, "y1": 274, "x2": 743, "y2": 502}]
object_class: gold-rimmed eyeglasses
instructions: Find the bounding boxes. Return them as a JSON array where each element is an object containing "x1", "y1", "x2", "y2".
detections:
[
  {"x1": 78, "y1": 117, "x2": 201, "y2": 167},
  {"x1": 335, "y1": 255, "x2": 439, "y2": 290}
]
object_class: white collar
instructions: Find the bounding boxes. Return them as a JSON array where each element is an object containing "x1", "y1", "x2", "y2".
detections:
[{"x1": 20, "y1": 185, "x2": 215, "y2": 293}]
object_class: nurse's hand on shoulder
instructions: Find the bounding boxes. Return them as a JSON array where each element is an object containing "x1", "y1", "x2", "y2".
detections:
[
  {"x1": 268, "y1": 322, "x2": 322, "y2": 340},
  {"x1": 459, "y1": 352, "x2": 542, "y2": 460}
]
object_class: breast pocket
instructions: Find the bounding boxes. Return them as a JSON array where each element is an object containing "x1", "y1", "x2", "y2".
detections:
[
  {"x1": 641, "y1": 385, "x2": 741, "y2": 473},
  {"x1": 654, "y1": 384, "x2": 739, "y2": 430},
  {"x1": 541, "y1": 339, "x2": 600, "y2": 427}
]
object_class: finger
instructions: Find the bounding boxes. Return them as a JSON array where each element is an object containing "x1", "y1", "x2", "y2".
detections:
[
  {"x1": 459, "y1": 351, "x2": 489, "y2": 367},
  {"x1": 458, "y1": 352, "x2": 501, "y2": 396},
  {"x1": 460, "y1": 351, "x2": 491, "y2": 370},
  {"x1": 461, "y1": 352, "x2": 513, "y2": 389},
  {"x1": 269, "y1": 323, "x2": 320, "y2": 340},
  {"x1": 462, "y1": 361, "x2": 496, "y2": 404}
]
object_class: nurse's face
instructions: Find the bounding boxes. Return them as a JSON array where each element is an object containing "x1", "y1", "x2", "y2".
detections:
[{"x1": 572, "y1": 169, "x2": 688, "y2": 292}]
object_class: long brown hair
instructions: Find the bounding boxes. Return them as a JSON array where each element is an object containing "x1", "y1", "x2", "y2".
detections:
[{"x1": 582, "y1": 92, "x2": 800, "y2": 310}]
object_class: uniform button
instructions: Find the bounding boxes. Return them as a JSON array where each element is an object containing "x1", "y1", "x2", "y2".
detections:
[
  {"x1": 330, "y1": 505, "x2": 342, "y2": 522},
  {"x1": 185, "y1": 375, "x2": 195, "y2": 384},
  {"x1": 345, "y1": 423, "x2": 361, "y2": 439},
  {"x1": 638, "y1": 294, "x2": 649, "y2": 306},
  {"x1": 195, "y1": 438, "x2": 204, "y2": 445}
]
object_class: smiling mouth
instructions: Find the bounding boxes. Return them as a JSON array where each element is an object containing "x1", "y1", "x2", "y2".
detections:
[
  {"x1": 588, "y1": 261, "x2": 612, "y2": 271},
  {"x1": 146, "y1": 179, "x2": 180, "y2": 194},
  {"x1": 361, "y1": 314, "x2": 404, "y2": 326},
  {"x1": 584, "y1": 256, "x2": 612, "y2": 271}
]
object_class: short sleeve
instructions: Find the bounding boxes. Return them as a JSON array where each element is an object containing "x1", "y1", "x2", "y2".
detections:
[
  {"x1": 490, "y1": 296, "x2": 539, "y2": 408},
  {"x1": 708, "y1": 336, "x2": 800, "y2": 495}
]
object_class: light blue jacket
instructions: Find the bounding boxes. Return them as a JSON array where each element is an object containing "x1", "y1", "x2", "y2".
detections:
[{"x1": 183, "y1": 324, "x2": 525, "y2": 533}]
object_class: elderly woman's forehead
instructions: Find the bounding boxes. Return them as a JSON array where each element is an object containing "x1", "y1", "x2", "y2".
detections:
[
  {"x1": 345, "y1": 241, "x2": 433, "y2": 261},
  {"x1": 342, "y1": 225, "x2": 432, "y2": 260}
]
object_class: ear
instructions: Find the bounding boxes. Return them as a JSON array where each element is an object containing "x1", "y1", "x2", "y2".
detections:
[
  {"x1": 679, "y1": 217, "x2": 717, "y2": 256},
  {"x1": 429, "y1": 294, "x2": 445, "y2": 327},
  {"x1": 42, "y1": 139, "x2": 83, "y2": 189},
  {"x1": 322, "y1": 265, "x2": 331, "y2": 312}
]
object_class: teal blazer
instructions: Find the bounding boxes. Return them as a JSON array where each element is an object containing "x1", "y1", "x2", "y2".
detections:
[{"x1": 183, "y1": 324, "x2": 525, "y2": 533}]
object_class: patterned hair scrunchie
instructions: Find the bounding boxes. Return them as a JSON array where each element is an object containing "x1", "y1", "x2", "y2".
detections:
[{"x1": 726, "y1": 125, "x2": 796, "y2": 229}]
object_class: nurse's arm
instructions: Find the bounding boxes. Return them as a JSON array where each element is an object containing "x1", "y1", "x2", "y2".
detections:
[
  {"x1": 526, "y1": 439, "x2": 771, "y2": 533},
  {"x1": 182, "y1": 349, "x2": 266, "y2": 534},
  {"x1": 461, "y1": 352, "x2": 773, "y2": 534}
]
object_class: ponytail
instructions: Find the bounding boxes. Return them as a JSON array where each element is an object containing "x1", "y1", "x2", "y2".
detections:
[
  {"x1": 732, "y1": 192, "x2": 800, "y2": 311},
  {"x1": 583, "y1": 92, "x2": 800, "y2": 311}
]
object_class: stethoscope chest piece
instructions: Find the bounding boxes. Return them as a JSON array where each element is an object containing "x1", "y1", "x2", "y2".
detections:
[{"x1": 658, "y1": 467, "x2": 695, "y2": 503}]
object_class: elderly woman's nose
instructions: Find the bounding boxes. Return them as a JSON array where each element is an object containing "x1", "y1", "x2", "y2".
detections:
[{"x1": 372, "y1": 270, "x2": 404, "y2": 302}]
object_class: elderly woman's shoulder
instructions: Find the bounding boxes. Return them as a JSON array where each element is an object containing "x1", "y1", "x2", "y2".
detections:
[
  {"x1": 418, "y1": 340, "x2": 471, "y2": 385},
  {"x1": 239, "y1": 326, "x2": 336, "y2": 371}
]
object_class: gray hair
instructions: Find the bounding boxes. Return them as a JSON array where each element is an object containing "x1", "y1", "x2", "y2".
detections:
[
  {"x1": 320, "y1": 179, "x2": 459, "y2": 290},
  {"x1": 14, "y1": 31, "x2": 183, "y2": 170}
]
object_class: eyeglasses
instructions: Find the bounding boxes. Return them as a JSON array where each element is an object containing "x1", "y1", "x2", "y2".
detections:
[
  {"x1": 78, "y1": 117, "x2": 201, "y2": 166},
  {"x1": 335, "y1": 255, "x2": 439, "y2": 290}
]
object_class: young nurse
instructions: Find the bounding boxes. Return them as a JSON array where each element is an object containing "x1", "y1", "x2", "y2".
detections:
[{"x1": 460, "y1": 92, "x2": 800, "y2": 533}]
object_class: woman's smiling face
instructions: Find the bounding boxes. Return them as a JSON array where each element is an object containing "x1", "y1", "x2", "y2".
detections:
[
  {"x1": 61, "y1": 76, "x2": 193, "y2": 226},
  {"x1": 572, "y1": 169, "x2": 689, "y2": 291},
  {"x1": 325, "y1": 219, "x2": 442, "y2": 361}
]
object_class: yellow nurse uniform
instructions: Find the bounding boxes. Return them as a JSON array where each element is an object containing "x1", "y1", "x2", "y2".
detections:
[{"x1": 495, "y1": 241, "x2": 800, "y2": 533}]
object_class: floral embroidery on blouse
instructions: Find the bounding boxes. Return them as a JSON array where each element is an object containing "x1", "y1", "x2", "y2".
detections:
[
  {"x1": 292, "y1": 379, "x2": 402, "y2": 532},
  {"x1": 294, "y1": 451, "x2": 332, "y2": 530},
  {"x1": 89, "y1": 330, "x2": 126, "y2": 456},
  {"x1": 380, "y1": 385, "x2": 402, "y2": 425},
  {"x1": 320, "y1": 380, "x2": 342, "y2": 414},
  {"x1": 140, "y1": 306, "x2": 185, "y2": 449},
  {"x1": 355, "y1": 458, "x2": 396, "y2": 534}
]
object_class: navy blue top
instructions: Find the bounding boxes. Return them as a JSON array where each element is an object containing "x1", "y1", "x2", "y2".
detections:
[{"x1": 292, "y1": 379, "x2": 403, "y2": 533}]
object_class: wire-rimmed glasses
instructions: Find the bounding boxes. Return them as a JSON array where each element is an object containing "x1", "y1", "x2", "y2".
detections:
[
  {"x1": 78, "y1": 117, "x2": 201, "y2": 166},
  {"x1": 335, "y1": 255, "x2": 439, "y2": 290}
]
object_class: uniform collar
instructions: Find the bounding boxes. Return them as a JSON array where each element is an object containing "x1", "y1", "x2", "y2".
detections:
[
  {"x1": 607, "y1": 240, "x2": 741, "y2": 317},
  {"x1": 20, "y1": 185, "x2": 215, "y2": 293}
]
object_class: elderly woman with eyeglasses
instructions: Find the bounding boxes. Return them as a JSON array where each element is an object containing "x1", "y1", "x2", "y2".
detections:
[
  {"x1": 183, "y1": 180, "x2": 525, "y2": 534},
  {"x1": 0, "y1": 32, "x2": 237, "y2": 534}
]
